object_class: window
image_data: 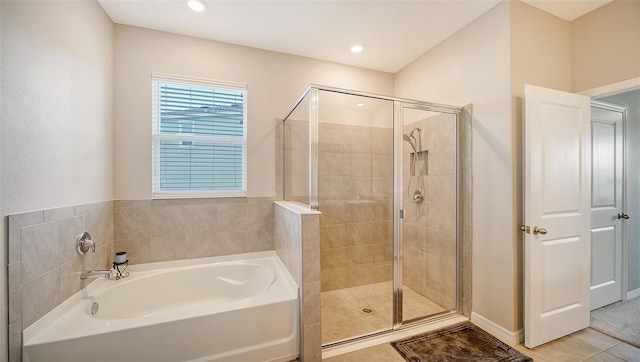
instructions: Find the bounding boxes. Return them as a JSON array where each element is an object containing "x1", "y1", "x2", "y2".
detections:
[{"x1": 152, "y1": 74, "x2": 247, "y2": 197}]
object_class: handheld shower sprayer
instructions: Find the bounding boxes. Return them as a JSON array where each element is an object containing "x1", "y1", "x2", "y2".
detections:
[
  {"x1": 403, "y1": 127, "x2": 424, "y2": 205},
  {"x1": 403, "y1": 134, "x2": 418, "y2": 153}
]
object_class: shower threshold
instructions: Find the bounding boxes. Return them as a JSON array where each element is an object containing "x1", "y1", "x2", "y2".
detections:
[{"x1": 321, "y1": 313, "x2": 468, "y2": 359}]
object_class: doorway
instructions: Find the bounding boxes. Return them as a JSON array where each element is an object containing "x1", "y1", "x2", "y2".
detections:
[{"x1": 589, "y1": 88, "x2": 640, "y2": 347}]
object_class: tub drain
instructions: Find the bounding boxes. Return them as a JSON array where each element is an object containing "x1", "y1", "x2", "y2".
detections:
[{"x1": 362, "y1": 308, "x2": 373, "y2": 314}]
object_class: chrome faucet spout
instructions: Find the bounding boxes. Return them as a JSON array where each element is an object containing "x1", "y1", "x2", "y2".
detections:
[{"x1": 81, "y1": 269, "x2": 112, "y2": 280}]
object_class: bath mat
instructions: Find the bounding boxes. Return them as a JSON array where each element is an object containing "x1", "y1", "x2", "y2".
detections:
[{"x1": 391, "y1": 323, "x2": 532, "y2": 362}]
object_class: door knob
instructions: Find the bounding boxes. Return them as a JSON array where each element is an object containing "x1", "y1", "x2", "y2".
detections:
[
  {"x1": 532, "y1": 226, "x2": 547, "y2": 235},
  {"x1": 617, "y1": 213, "x2": 630, "y2": 220},
  {"x1": 519, "y1": 225, "x2": 546, "y2": 234}
]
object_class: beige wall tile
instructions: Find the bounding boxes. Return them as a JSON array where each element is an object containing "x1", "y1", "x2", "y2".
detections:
[
  {"x1": 86, "y1": 209, "x2": 114, "y2": 246},
  {"x1": 9, "y1": 211, "x2": 44, "y2": 263},
  {"x1": 217, "y1": 203, "x2": 247, "y2": 232},
  {"x1": 185, "y1": 233, "x2": 218, "y2": 259},
  {"x1": 302, "y1": 215, "x2": 319, "y2": 242},
  {"x1": 21, "y1": 221, "x2": 60, "y2": 283},
  {"x1": 9, "y1": 320, "x2": 22, "y2": 362},
  {"x1": 303, "y1": 240, "x2": 320, "y2": 283},
  {"x1": 303, "y1": 322, "x2": 322, "y2": 362},
  {"x1": 303, "y1": 281, "x2": 321, "y2": 325},
  {"x1": 59, "y1": 215, "x2": 86, "y2": 264},
  {"x1": 84, "y1": 244, "x2": 108, "y2": 276},
  {"x1": 151, "y1": 234, "x2": 186, "y2": 262},
  {"x1": 22, "y1": 268, "x2": 60, "y2": 328},
  {"x1": 8, "y1": 262, "x2": 21, "y2": 325},
  {"x1": 184, "y1": 204, "x2": 218, "y2": 234},
  {"x1": 115, "y1": 205, "x2": 150, "y2": 240},
  {"x1": 43, "y1": 206, "x2": 74, "y2": 222},
  {"x1": 214, "y1": 231, "x2": 248, "y2": 256},
  {"x1": 114, "y1": 238, "x2": 151, "y2": 264},
  {"x1": 75, "y1": 200, "x2": 114, "y2": 215},
  {"x1": 247, "y1": 229, "x2": 274, "y2": 252},
  {"x1": 248, "y1": 203, "x2": 274, "y2": 232},
  {"x1": 59, "y1": 257, "x2": 83, "y2": 301},
  {"x1": 150, "y1": 205, "x2": 186, "y2": 237}
]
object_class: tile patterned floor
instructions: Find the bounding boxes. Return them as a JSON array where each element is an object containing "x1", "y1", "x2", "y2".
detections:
[
  {"x1": 321, "y1": 282, "x2": 446, "y2": 345},
  {"x1": 323, "y1": 327, "x2": 640, "y2": 361}
]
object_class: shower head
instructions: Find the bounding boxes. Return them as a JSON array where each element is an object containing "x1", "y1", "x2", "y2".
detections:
[{"x1": 403, "y1": 133, "x2": 418, "y2": 153}]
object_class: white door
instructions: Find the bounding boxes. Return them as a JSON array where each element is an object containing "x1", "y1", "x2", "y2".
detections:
[
  {"x1": 523, "y1": 84, "x2": 592, "y2": 348},
  {"x1": 590, "y1": 101, "x2": 625, "y2": 310}
]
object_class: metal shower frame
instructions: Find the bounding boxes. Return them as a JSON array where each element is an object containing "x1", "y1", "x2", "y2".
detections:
[{"x1": 281, "y1": 84, "x2": 465, "y2": 344}]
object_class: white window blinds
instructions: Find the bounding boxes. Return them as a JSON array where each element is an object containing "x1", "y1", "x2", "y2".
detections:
[{"x1": 152, "y1": 75, "x2": 247, "y2": 197}]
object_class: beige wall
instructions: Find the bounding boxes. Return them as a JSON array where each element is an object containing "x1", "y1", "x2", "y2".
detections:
[
  {"x1": 572, "y1": 0, "x2": 640, "y2": 92},
  {"x1": 1, "y1": 2, "x2": 114, "y2": 361},
  {"x1": 510, "y1": 0, "x2": 572, "y2": 331},
  {"x1": 113, "y1": 25, "x2": 394, "y2": 200},
  {"x1": 510, "y1": 1, "x2": 572, "y2": 98},
  {"x1": 1, "y1": 1, "x2": 114, "y2": 215},
  {"x1": 395, "y1": 2, "x2": 515, "y2": 330}
]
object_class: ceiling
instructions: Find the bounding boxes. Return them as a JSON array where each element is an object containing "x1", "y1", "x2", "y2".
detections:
[{"x1": 98, "y1": 0, "x2": 613, "y2": 74}]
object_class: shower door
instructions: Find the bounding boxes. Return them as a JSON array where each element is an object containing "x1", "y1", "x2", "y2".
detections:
[
  {"x1": 318, "y1": 90, "x2": 395, "y2": 345},
  {"x1": 397, "y1": 104, "x2": 459, "y2": 325}
]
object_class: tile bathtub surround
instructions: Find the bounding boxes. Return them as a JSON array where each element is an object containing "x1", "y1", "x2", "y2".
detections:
[
  {"x1": 274, "y1": 201, "x2": 321, "y2": 361},
  {"x1": 7, "y1": 201, "x2": 114, "y2": 362},
  {"x1": 113, "y1": 197, "x2": 275, "y2": 264},
  {"x1": 7, "y1": 196, "x2": 275, "y2": 362}
]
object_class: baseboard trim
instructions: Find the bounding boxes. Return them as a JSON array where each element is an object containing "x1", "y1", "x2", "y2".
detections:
[
  {"x1": 627, "y1": 288, "x2": 640, "y2": 300},
  {"x1": 470, "y1": 312, "x2": 523, "y2": 345}
]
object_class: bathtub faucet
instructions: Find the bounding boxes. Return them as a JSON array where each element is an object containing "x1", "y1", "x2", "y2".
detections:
[
  {"x1": 76, "y1": 232, "x2": 113, "y2": 280},
  {"x1": 81, "y1": 269, "x2": 113, "y2": 280}
]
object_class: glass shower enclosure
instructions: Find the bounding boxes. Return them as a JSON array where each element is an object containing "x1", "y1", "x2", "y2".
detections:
[{"x1": 281, "y1": 85, "x2": 463, "y2": 346}]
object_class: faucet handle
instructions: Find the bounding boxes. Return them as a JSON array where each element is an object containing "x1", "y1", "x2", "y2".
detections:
[{"x1": 76, "y1": 232, "x2": 95, "y2": 255}]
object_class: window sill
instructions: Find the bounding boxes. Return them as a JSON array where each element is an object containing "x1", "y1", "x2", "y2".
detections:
[{"x1": 152, "y1": 191, "x2": 247, "y2": 199}]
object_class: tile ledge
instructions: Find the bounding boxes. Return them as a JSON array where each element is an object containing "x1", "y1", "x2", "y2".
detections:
[{"x1": 274, "y1": 201, "x2": 321, "y2": 215}]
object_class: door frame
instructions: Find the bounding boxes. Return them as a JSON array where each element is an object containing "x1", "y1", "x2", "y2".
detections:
[{"x1": 580, "y1": 76, "x2": 640, "y2": 303}]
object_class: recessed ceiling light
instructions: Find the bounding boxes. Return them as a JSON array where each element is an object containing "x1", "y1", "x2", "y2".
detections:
[
  {"x1": 351, "y1": 44, "x2": 364, "y2": 53},
  {"x1": 356, "y1": 103, "x2": 365, "y2": 107},
  {"x1": 188, "y1": 0, "x2": 208, "y2": 12}
]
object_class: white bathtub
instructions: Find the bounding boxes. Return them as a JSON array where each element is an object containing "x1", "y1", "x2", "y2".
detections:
[{"x1": 23, "y1": 251, "x2": 299, "y2": 362}]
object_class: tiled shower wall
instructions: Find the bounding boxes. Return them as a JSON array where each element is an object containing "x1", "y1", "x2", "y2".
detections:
[
  {"x1": 318, "y1": 122, "x2": 393, "y2": 292},
  {"x1": 402, "y1": 113, "x2": 458, "y2": 308},
  {"x1": 281, "y1": 118, "x2": 310, "y2": 204},
  {"x1": 7, "y1": 197, "x2": 275, "y2": 362}
]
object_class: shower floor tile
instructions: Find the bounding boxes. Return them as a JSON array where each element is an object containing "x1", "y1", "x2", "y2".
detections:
[{"x1": 321, "y1": 281, "x2": 446, "y2": 345}]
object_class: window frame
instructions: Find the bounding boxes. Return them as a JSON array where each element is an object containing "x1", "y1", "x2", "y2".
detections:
[{"x1": 151, "y1": 73, "x2": 248, "y2": 199}]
